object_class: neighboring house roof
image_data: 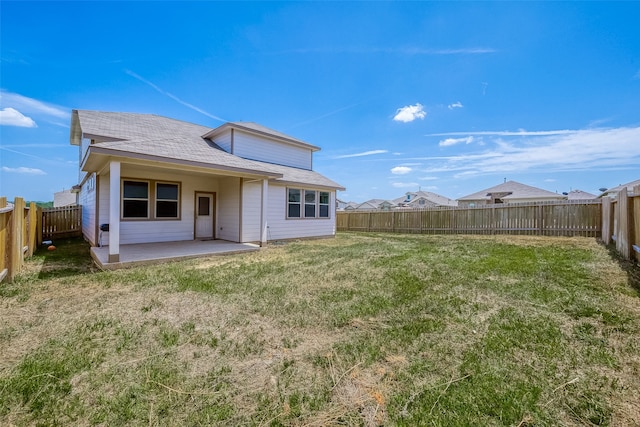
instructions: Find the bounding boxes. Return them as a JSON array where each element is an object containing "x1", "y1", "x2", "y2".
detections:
[
  {"x1": 457, "y1": 180, "x2": 565, "y2": 201},
  {"x1": 393, "y1": 191, "x2": 458, "y2": 207},
  {"x1": 600, "y1": 178, "x2": 640, "y2": 197},
  {"x1": 352, "y1": 199, "x2": 396, "y2": 210},
  {"x1": 70, "y1": 110, "x2": 344, "y2": 190},
  {"x1": 566, "y1": 189, "x2": 597, "y2": 200}
]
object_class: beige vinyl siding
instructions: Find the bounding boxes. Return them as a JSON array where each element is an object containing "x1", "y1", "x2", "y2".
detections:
[
  {"x1": 266, "y1": 185, "x2": 336, "y2": 240},
  {"x1": 217, "y1": 177, "x2": 241, "y2": 242},
  {"x1": 79, "y1": 138, "x2": 91, "y2": 184},
  {"x1": 79, "y1": 173, "x2": 97, "y2": 245},
  {"x1": 233, "y1": 130, "x2": 312, "y2": 170},
  {"x1": 241, "y1": 180, "x2": 262, "y2": 242},
  {"x1": 214, "y1": 131, "x2": 232, "y2": 153}
]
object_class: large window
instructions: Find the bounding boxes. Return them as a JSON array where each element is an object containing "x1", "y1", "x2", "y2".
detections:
[
  {"x1": 122, "y1": 179, "x2": 180, "y2": 220},
  {"x1": 156, "y1": 182, "x2": 179, "y2": 218},
  {"x1": 287, "y1": 188, "x2": 331, "y2": 219},
  {"x1": 288, "y1": 189, "x2": 301, "y2": 217},
  {"x1": 319, "y1": 192, "x2": 329, "y2": 218},
  {"x1": 304, "y1": 190, "x2": 316, "y2": 217},
  {"x1": 123, "y1": 180, "x2": 149, "y2": 218}
]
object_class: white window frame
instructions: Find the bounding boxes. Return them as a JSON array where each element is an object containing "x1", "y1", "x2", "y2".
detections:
[
  {"x1": 287, "y1": 188, "x2": 331, "y2": 220},
  {"x1": 121, "y1": 178, "x2": 181, "y2": 221}
]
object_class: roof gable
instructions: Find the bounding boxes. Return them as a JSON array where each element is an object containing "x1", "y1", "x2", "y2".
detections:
[{"x1": 203, "y1": 121, "x2": 320, "y2": 151}]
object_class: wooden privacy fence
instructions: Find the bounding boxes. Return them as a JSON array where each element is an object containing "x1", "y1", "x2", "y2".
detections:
[
  {"x1": 42, "y1": 205, "x2": 82, "y2": 239},
  {"x1": 1, "y1": 199, "x2": 82, "y2": 283},
  {"x1": 0, "y1": 197, "x2": 38, "y2": 283},
  {"x1": 601, "y1": 185, "x2": 640, "y2": 261},
  {"x1": 337, "y1": 200, "x2": 602, "y2": 237}
]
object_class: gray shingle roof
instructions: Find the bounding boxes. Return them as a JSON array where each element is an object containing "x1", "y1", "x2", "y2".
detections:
[
  {"x1": 72, "y1": 110, "x2": 343, "y2": 190},
  {"x1": 566, "y1": 189, "x2": 597, "y2": 200},
  {"x1": 457, "y1": 180, "x2": 565, "y2": 201},
  {"x1": 601, "y1": 178, "x2": 640, "y2": 197},
  {"x1": 392, "y1": 191, "x2": 458, "y2": 207}
]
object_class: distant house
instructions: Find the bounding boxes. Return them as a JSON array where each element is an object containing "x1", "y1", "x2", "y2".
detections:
[
  {"x1": 354, "y1": 199, "x2": 394, "y2": 210},
  {"x1": 393, "y1": 191, "x2": 458, "y2": 208},
  {"x1": 342, "y1": 190, "x2": 457, "y2": 211},
  {"x1": 342, "y1": 201, "x2": 361, "y2": 211},
  {"x1": 600, "y1": 179, "x2": 640, "y2": 198},
  {"x1": 457, "y1": 180, "x2": 566, "y2": 207},
  {"x1": 70, "y1": 110, "x2": 344, "y2": 263},
  {"x1": 565, "y1": 189, "x2": 597, "y2": 201},
  {"x1": 53, "y1": 189, "x2": 77, "y2": 207}
]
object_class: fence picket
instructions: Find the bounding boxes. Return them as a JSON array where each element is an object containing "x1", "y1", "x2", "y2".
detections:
[{"x1": 337, "y1": 201, "x2": 602, "y2": 237}]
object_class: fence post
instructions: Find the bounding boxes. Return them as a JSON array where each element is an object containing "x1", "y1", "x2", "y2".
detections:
[
  {"x1": 8, "y1": 197, "x2": 26, "y2": 282},
  {"x1": 633, "y1": 185, "x2": 640, "y2": 262},
  {"x1": 27, "y1": 202, "x2": 37, "y2": 257},
  {"x1": 37, "y1": 206, "x2": 43, "y2": 245},
  {"x1": 616, "y1": 188, "x2": 631, "y2": 259},
  {"x1": 0, "y1": 197, "x2": 7, "y2": 282},
  {"x1": 601, "y1": 197, "x2": 612, "y2": 244}
]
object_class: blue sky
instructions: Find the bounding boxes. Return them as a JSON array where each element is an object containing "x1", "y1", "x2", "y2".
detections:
[{"x1": 1, "y1": 1, "x2": 639, "y2": 203}]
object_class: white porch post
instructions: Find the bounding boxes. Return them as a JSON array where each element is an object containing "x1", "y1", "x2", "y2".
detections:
[
  {"x1": 260, "y1": 179, "x2": 268, "y2": 246},
  {"x1": 108, "y1": 160, "x2": 121, "y2": 262}
]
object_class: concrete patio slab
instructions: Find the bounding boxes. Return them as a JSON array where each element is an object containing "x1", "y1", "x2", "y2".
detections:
[{"x1": 90, "y1": 239, "x2": 260, "y2": 270}]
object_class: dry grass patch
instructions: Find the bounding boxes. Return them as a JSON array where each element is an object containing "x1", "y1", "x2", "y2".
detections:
[{"x1": 1, "y1": 233, "x2": 639, "y2": 426}]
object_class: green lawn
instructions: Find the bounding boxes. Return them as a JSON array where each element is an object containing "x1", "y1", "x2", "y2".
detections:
[{"x1": 1, "y1": 233, "x2": 639, "y2": 426}]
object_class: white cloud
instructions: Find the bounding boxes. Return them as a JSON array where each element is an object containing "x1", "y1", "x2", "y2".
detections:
[
  {"x1": 2, "y1": 166, "x2": 46, "y2": 175},
  {"x1": 420, "y1": 176, "x2": 438, "y2": 181},
  {"x1": 0, "y1": 108, "x2": 37, "y2": 127},
  {"x1": 393, "y1": 103, "x2": 426, "y2": 123},
  {"x1": 430, "y1": 129, "x2": 574, "y2": 137},
  {"x1": 0, "y1": 91, "x2": 67, "y2": 119},
  {"x1": 544, "y1": 178, "x2": 557, "y2": 182},
  {"x1": 391, "y1": 182, "x2": 419, "y2": 188},
  {"x1": 415, "y1": 127, "x2": 640, "y2": 177},
  {"x1": 439, "y1": 136, "x2": 474, "y2": 147},
  {"x1": 391, "y1": 166, "x2": 412, "y2": 175},
  {"x1": 448, "y1": 101, "x2": 463, "y2": 110},
  {"x1": 334, "y1": 149, "x2": 388, "y2": 159}
]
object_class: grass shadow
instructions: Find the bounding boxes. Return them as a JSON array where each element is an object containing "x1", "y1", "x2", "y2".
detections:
[
  {"x1": 603, "y1": 242, "x2": 640, "y2": 297},
  {"x1": 34, "y1": 237, "x2": 95, "y2": 280}
]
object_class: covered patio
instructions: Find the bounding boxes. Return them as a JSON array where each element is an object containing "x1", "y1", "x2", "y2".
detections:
[{"x1": 90, "y1": 239, "x2": 260, "y2": 270}]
